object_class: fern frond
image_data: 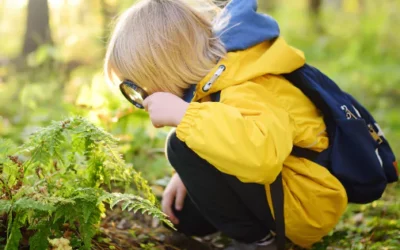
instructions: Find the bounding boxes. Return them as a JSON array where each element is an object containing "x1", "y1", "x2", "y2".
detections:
[
  {"x1": 4, "y1": 213, "x2": 25, "y2": 250},
  {"x1": 13, "y1": 197, "x2": 55, "y2": 214},
  {"x1": 133, "y1": 171, "x2": 157, "y2": 204},
  {"x1": 78, "y1": 205, "x2": 101, "y2": 250},
  {"x1": 4, "y1": 222, "x2": 22, "y2": 250},
  {"x1": 29, "y1": 222, "x2": 51, "y2": 250},
  {"x1": 99, "y1": 192, "x2": 174, "y2": 228},
  {"x1": 0, "y1": 139, "x2": 16, "y2": 160},
  {"x1": 0, "y1": 200, "x2": 12, "y2": 214},
  {"x1": 21, "y1": 121, "x2": 65, "y2": 168},
  {"x1": 0, "y1": 139, "x2": 17, "y2": 192},
  {"x1": 53, "y1": 203, "x2": 75, "y2": 223}
]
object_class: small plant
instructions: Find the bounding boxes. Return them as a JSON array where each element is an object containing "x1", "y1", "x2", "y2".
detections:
[{"x1": 0, "y1": 117, "x2": 172, "y2": 250}]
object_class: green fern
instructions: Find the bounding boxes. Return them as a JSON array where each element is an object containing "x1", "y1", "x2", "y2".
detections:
[
  {"x1": 0, "y1": 139, "x2": 15, "y2": 161},
  {"x1": 29, "y1": 222, "x2": 52, "y2": 250},
  {"x1": 79, "y1": 205, "x2": 101, "y2": 250},
  {"x1": 13, "y1": 197, "x2": 55, "y2": 213},
  {"x1": 5, "y1": 212, "x2": 29, "y2": 250},
  {"x1": 99, "y1": 192, "x2": 174, "y2": 228},
  {"x1": 0, "y1": 200, "x2": 12, "y2": 214},
  {"x1": 5, "y1": 218, "x2": 23, "y2": 250},
  {"x1": 0, "y1": 117, "x2": 169, "y2": 249}
]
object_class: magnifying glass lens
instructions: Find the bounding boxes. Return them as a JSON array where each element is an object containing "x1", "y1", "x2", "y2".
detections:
[{"x1": 119, "y1": 81, "x2": 148, "y2": 109}]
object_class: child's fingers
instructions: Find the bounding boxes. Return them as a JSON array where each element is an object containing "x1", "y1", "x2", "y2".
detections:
[
  {"x1": 143, "y1": 98, "x2": 149, "y2": 111},
  {"x1": 149, "y1": 114, "x2": 163, "y2": 128},
  {"x1": 175, "y1": 187, "x2": 186, "y2": 211},
  {"x1": 143, "y1": 95, "x2": 153, "y2": 111},
  {"x1": 162, "y1": 190, "x2": 179, "y2": 224}
]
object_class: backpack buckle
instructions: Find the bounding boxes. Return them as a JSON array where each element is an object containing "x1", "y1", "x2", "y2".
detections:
[{"x1": 368, "y1": 124, "x2": 383, "y2": 145}]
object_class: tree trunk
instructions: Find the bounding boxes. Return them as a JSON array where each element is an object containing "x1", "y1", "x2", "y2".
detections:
[
  {"x1": 100, "y1": 0, "x2": 119, "y2": 44},
  {"x1": 0, "y1": 0, "x2": 5, "y2": 23},
  {"x1": 309, "y1": 0, "x2": 324, "y2": 33},
  {"x1": 258, "y1": 0, "x2": 278, "y2": 12},
  {"x1": 22, "y1": 0, "x2": 52, "y2": 56},
  {"x1": 309, "y1": 0, "x2": 323, "y2": 16}
]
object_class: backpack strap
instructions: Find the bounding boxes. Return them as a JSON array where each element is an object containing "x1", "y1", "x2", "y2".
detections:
[
  {"x1": 210, "y1": 91, "x2": 221, "y2": 102},
  {"x1": 291, "y1": 146, "x2": 320, "y2": 162},
  {"x1": 283, "y1": 65, "x2": 333, "y2": 166}
]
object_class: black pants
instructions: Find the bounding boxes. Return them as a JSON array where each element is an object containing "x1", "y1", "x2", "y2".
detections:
[{"x1": 166, "y1": 132, "x2": 275, "y2": 243}]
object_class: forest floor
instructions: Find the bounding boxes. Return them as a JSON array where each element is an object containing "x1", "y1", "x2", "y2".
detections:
[{"x1": 91, "y1": 184, "x2": 400, "y2": 250}]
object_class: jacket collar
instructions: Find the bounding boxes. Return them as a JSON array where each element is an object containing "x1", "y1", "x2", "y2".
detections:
[{"x1": 192, "y1": 37, "x2": 306, "y2": 102}]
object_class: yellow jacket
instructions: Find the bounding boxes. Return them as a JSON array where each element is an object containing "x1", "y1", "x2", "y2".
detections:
[{"x1": 176, "y1": 37, "x2": 348, "y2": 248}]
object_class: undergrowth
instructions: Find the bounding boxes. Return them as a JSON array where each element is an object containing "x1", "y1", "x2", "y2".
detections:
[{"x1": 0, "y1": 117, "x2": 172, "y2": 250}]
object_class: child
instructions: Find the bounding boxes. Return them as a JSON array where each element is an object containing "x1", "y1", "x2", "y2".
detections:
[{"x1": 104, "y1": 0, "x2": 348, "y2": 249}]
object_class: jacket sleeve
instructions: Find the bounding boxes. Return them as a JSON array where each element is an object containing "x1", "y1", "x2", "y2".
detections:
[{"x1": 176, "y1": 84, "x2": 295, "y2": 184}]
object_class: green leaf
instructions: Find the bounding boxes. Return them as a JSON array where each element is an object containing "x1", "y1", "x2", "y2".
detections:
[
  {"x1": 121, "y1": 200, "x2": 131, "y2": 211},
  {"x1": 0, "y1": 200, "x2": 12, "y2": 214},
  {"x1": 100, "y1": 192, "x2": 174, "y2": 229},
  {"x1": 5, "y1": 215, "x2": 23, "y2": 250},
  {"x1": 29, "y1": 223, "x2": 51, "y2": 250},
  {"x1": 54, "y1": 203, "x2": 76, "y2": 223},
  {"x1": 0, "y1": 139, "x2": 15, "y2": 160},
  {"x1": 78, "y1": 207, "x2": 101, "y2": 250},
  {"x1": 14, "y1": 197, "x2": 55, "y2": 213},
  {"x1": 75, "y1": 200, "x2": 95, "y2": 224}
]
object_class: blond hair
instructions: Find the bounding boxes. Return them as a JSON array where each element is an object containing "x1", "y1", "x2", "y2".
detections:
[{"x1": 104, "y1": 0, "x2": 229, "y2": 97}]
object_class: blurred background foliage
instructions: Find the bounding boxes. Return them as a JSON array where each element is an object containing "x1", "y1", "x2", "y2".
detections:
[{"x1": 0, "y1": 0, "x2": 399, "y2": 249}]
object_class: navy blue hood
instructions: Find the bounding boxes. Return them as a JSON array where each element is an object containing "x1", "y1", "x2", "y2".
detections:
[{"x1": 217, "y1": 0, "x2": 280, "y2": 51}]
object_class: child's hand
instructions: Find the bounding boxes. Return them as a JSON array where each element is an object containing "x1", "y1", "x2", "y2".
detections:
[
  {"x1": 143, "y1": 92, "x2": 189, "y2": 128},
  {"x1": 162, "y1": 173, "x2": 187, "y2": 225}
]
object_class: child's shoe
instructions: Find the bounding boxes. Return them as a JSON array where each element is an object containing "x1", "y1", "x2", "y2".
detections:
[{"x1": 224, "y1": 234, "x2": 277, "y2": 250}]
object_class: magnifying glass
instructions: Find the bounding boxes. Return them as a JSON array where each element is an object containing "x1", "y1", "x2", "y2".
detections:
[{"x1": 119, "y1": 80, "x2": 149, "y2": 109}]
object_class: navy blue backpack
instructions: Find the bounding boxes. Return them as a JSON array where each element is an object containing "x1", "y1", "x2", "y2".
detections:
[
  {"x1": 282, "y1": 64, "x2": 398, "y2": 203},
  {"x1": 210, "y1": 64, "x2": 398, "y2": 249},
  {"x1": 211, "y1": 64, "x2": 398, "y2": 204}
]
